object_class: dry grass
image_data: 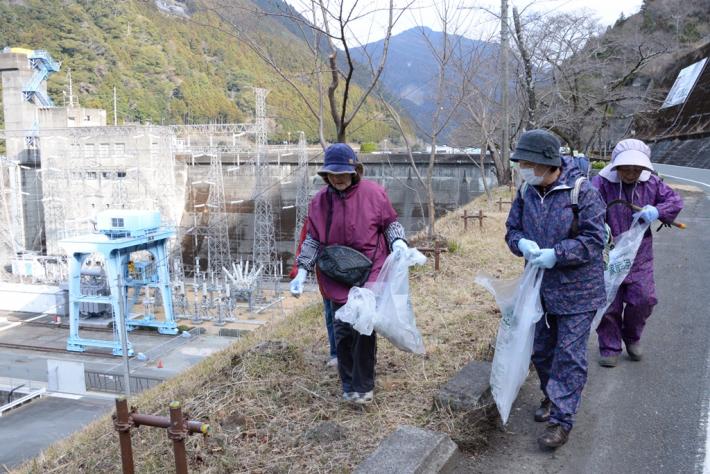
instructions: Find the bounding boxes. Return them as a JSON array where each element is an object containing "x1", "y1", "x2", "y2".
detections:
[{"x1": 17, "y1": 187, "x2": 521, "y2": 474}]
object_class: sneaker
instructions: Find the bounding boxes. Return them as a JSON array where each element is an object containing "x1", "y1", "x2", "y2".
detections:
[
  {"x1": 352, "y1": 391, "x2": 374, "y2": 405},
  {"x1": 537, "y1": 424, "x2": 570, "y2": 450},
  {"x1": 626, "y1": 343, "x2": 643, "y2": 361},
  {"x1": 342, "y1": 392, "x2": 356, "y2": 402},
  {"x1": 326, "y1": 357, "x2": 338, "y2": 367},
  {"x1": 534, "y1": 397, "x2": 551, "y2": 422},
  {"x1": 598, "y1": 354, "x2": 619, "y2": 367}
]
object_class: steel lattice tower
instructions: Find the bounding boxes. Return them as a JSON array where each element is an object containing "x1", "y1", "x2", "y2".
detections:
[
  {"x1": 206, "y1": 152, "x2": 231, "y2": 276},
  {"x1": 251, "y1": 88, "x2": 278, "y2": 293},
  {"x1": 293, "y1": 131, "x2": 310, "y2": 252}
]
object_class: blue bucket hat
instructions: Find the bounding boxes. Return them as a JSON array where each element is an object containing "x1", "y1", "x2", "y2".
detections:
[
  {"x1": 511, "y1": 129, "x2": 562, "y2": 167},
  {"x1": 318, "y1": 143, "x2": 358, "y2": 176}
]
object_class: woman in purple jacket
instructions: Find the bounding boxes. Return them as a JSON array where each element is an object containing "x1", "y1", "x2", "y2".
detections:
[
  {"x1": 505, "y1": 129, "x2": 606, "y2": 450},
  {"x1": 591, "y1": 139, "x2": 683, "y2": 367},
  {"x1": 289, "y1": 143, "x2": 408, "y2": 405}
]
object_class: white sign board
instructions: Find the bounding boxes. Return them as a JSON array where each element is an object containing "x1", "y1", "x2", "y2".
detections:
[{"x1": 661, "y1": 57, "x2": 707, "y2": 109}]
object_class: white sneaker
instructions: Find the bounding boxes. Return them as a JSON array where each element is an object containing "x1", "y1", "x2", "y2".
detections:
[
  {"x1": 342, "y1": 392, "x2": 356, "y2": 402},
  {"x1": 352, "y1": 391, "x2": 374, "y2": 405},
  {"x1": 326, "y1": 357, "x2": 338, "y2": 367}
]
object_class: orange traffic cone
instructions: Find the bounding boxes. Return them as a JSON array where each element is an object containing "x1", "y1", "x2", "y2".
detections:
[{"x1": 157, "y1": 359, "x2": 164, "y2": 369}]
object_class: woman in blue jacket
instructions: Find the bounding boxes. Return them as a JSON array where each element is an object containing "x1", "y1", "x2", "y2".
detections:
[{"x1": 505, "y1": 129, "x2": 606, "y2": 450}]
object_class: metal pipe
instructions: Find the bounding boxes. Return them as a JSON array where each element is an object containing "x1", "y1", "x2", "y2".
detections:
[
  {"x1": 168, "y1": 401, "x2": 189, "y2": 474},
  {"x1": 132, "y1": 413, "x2": 210, "y2": 434},
  {"x1": 113, "y1": 397, "x2": 135, "y2": 474}
]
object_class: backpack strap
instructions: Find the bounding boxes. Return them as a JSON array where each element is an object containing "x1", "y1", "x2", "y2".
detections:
[{"x1": 569, "y1": 177, "x2": 586, "y2": 238}]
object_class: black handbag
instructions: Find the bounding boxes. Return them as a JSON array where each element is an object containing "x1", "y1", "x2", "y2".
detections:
[{"x1": 317, "y1": 190, "x2": 374, "y2": 287}]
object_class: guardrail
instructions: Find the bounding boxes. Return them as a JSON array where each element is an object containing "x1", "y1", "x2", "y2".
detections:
[
  {"x1": 85, "y1": 370, "x2": 163, "y2": 394},
  {"x1": 0, "y1": 387, "x2": 46, "y2": 416}
]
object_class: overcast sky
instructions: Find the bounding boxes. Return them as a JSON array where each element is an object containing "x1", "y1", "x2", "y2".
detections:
[{"x1": 284, "y1": 0, "x2": 644, "y2": 45}]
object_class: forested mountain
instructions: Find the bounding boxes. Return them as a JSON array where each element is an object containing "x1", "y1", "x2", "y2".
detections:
[
  {"x1": 0, "y1": 0, "x2": 394, "y2": 144},
  {"x1": 351, "y1": 27, "x2": 498, "y2": 143}
]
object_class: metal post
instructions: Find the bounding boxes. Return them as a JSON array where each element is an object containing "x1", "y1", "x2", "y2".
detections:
[
  {"x1": 116, "y1": 274, "x2": 131, "y2": 397},
  {"x1": 463, "y1": 209, "x2": 468, "y2": 231},
  {"x1": 434, "y1": 241, "x2": 440, "y2": 272},
  {"x1": 479, "y1": 209, "x2": 484, "y2": 229},
  {"x1": 168, "y1": 401, "x2": 189, "y2": 474},
  {"x1": 114, "y1": 397, "x2": 135, "y2": 474}
]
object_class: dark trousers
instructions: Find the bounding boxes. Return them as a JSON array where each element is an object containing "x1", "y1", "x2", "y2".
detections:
[
  {"x1": 331, "y1": 301, "x2": 377, "y2": 394},
  {"x1": 532, "y1": 310, "x2": 594, "y2": 431},
  {"x1": 322, "y1": 299, "x2": 337, "y2": 359}
]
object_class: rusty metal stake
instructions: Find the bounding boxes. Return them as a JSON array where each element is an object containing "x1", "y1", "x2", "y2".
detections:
[
  {"x1": 419, "y1": 240, "x2": 449, "y2": 271},
  {"x1": 113, "y1": 398, "x2": 210, "y2": 474},
  {"x1": 168, "y1": 401, "x2": 189, "y2": 474},
  {"x1": 114, "y1": 397, "x2": 135, "y2": 474},
  {"x1": 497, "y1": 197, "x2": 512, "y2": 212}
]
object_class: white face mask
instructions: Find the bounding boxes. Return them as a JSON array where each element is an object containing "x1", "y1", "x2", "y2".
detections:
[{"x1": 520, "y1": 167, "x2": 546, "y2": 185}]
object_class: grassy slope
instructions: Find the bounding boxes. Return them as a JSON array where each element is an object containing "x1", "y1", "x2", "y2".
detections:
[
  {"x1": 0, "y1": 0, "x2": 392, "y2": 144},
  {"x1": 18, "y1": 187, "x2": 520, "y2": 473}
]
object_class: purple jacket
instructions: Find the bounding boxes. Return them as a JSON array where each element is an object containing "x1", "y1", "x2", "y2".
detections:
[
  {"x1": 307, "y1": 179, "x2": 397, "y2": 304},
  {"x1": 506, "y1": 157, "x2": 607, "y2": 314},
  {"x1": 591, "y1": 174, "x2": 683, "y2": 284}
]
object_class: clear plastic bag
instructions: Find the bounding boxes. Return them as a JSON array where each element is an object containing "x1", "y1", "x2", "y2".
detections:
[
  {"x1": 475, "y1": 265, "x2": 545, "y2": 424},
  {"x1": 335, "y1": 248, "x2": 427, "y2": 354},
  {"x1": 591, "y1": 218, "x2": 650, "y2": 329}
]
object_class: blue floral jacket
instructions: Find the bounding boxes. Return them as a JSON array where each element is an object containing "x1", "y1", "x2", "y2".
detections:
[{"x1": 505, "y1": 157, "x2": 607, "y2": 315}]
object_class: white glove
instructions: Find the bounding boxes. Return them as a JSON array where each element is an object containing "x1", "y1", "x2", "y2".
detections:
[
  {"x1": 517, "y1": 238, "x2": 540, "y2": 260},
  {"x1": 392, "y1": 239, "x2": 408, "y2": 254},
  {"x1": 289, "y1": 268, "x2": 307, "y2": 297}
]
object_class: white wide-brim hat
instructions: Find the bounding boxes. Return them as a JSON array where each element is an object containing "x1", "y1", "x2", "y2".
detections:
[{"x1": 599, "y1": 139, "x2": 654, "y2": 182}]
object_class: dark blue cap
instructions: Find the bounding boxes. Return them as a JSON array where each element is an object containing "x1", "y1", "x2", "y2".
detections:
[{"x1": 318, "y1": 143, "x2": 358, "y2": 176}]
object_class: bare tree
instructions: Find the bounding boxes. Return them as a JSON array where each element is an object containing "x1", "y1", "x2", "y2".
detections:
[{"x1": 208, "y1": 0, "x2": 411, "y2": 148}]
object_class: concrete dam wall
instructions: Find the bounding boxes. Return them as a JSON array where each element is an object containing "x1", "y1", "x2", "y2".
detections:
[{"x1": 180, "y1": 153, "x2": 498, "y2": 272}]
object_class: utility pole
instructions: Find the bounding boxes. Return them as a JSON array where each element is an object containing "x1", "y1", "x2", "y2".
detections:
[
  {"x1": 501, "y1": 0, "x2": 510, "y2": 181},
  {"x1": 116, "y1": 274, "x2": 131, "y2": 398},
  {"x1": 113, "y1": 87, "x2": 118, "y2": 126}
]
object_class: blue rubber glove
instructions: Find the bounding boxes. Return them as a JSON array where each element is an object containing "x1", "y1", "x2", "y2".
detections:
[
  {"x1": 392, "y1": 239, "x2": 408, "y2": 254},
  {"x1": 632, "y1": 205, "x2": 659, "y2": 223},
  {"x1": 289, "y1": 268, "x2": 307, "y2": 297},
  {"x1": 517, "y1": 238, "x2": 541, "y2": 260},
  {"x1": 530, "y1": 248, "x2": 557, "y2": 269}
]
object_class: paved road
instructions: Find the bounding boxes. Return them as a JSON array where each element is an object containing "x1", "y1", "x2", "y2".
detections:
[
  {"x1": 655, "y1": 163, "x2": 710, "y2": 190},
  {"x1": 0, "y1": 396, "x2": 114, "y2": 468},
  {"x1": 457, "y1": 184, "x2": 710, "y2": 473}
]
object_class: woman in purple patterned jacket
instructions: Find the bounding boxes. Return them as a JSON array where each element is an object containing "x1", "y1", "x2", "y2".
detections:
[
  {"x1": 505, "y1": 129, "x2": 606, "y2": 450},
  {"x1": 591, "y1": 139, "x2": 683, "y2": 368}
]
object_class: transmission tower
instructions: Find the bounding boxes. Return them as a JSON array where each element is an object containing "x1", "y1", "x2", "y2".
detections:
[
  {"x1": 206, "y1": 152, "x2": 231, "y2": 276},
  {"x1": 251, "y1": 88, "x2": 278, "y2": 297},
  {"x1": 293, "y1": 132, "x2": 310, "y2": 252}
]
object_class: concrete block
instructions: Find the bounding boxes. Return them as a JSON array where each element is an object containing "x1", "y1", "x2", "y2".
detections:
[
  {"x1": 434, "y1": 360, "x2": 493, "y2": 412},
  {"x1": 354, "y1": 425, "x2": 460, "y2": 474}
]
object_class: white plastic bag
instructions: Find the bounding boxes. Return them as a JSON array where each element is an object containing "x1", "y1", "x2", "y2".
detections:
[
  {"x1": 335, "y1": 248, "x2": 427, "y2": 354},
  {"x1": 475, "y1": 265, "x2": 544, "y2": 424},
  {"x1": 591, "y1": 218, "x2": 650, "y2": 329}
]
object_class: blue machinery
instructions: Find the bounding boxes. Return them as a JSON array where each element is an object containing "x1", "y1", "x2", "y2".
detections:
[{"x1": 60, "y1": 211, "x2": 178, "y2": 356}]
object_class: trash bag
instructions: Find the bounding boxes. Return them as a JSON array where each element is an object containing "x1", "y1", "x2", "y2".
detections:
[
  {"x1": 591, "y1": 218, "x2": 650, "y2": 329},
  {"x1": 475, "y1": 265, "x2": 545, "y2": 424},
  {"x1": 335, "y1": 248, "x2": 427, "y2": 354}
]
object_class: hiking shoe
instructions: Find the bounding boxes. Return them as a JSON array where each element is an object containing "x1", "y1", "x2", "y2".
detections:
[
  {"x1": 537, "y1": 424, "x2": 570, "y2": 451},
  {"x1": 534, "y1": 397, "x2": 551, "y2": 422},
  {"x1": 598, "y1": 354, "x2": 619, "y2": 367},
  {"x1": 626, "y1": 343, "x2": 643, "y2": 361},
  {"x1": 326, "y1": 357, "x2": 338, "y2": 367},
  {"x1": 352, "y1": 391, "x2": 374, "y2": 405},
  {"x1": 342, "y1": 392, "x2": 356, "y2": 402}
]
